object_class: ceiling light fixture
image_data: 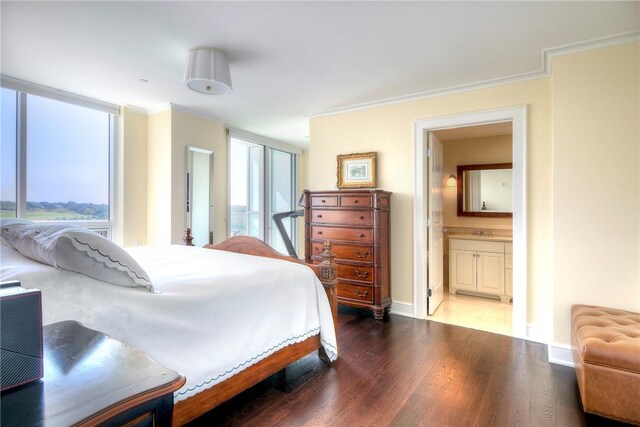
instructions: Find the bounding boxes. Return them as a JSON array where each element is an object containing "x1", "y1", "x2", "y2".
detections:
[{"x1": 184, "y1": 48, "x2": 232, "y2": 95}]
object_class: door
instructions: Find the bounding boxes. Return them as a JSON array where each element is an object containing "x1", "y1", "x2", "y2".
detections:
[
  {"x1": 427, "y1": 133, "x2": 444, "y2": 315},
  {"x1": 450, "y1": 249, "x2": 476, "y2": 291},
  {"x1": 476, "y1": 252, "x2": 505, "y2": 295},
  {"x1": 186, "y1": 147, "x2": 214, "y2": 246}
]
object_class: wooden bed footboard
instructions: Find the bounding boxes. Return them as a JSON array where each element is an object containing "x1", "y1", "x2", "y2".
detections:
[{"x1": 173, "y1": 233, "x2": 338, "y2": 426}]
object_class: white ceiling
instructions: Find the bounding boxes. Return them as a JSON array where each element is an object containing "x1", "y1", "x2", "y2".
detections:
[{"x1": 2, "y1": 2, "x2": 638, "y2": 146}]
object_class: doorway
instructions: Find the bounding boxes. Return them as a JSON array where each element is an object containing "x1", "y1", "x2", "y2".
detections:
[
  {"x1": 185, "y1": 146, "x2": 214, "y2": 247},
  {"x1": 428, "y1": 124, "x2": 513, "y2": 335},
  {"x1": 413, "y1": 106, "x2": 527, "y2": 339}
]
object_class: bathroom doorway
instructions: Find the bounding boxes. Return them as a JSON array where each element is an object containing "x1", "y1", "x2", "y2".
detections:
[
  {"x1": 428, "y1": 123, "x2": 514, "y2": 336},
  {"x1": 413, "y1": 106, "x2": 527, "y2": 339}
]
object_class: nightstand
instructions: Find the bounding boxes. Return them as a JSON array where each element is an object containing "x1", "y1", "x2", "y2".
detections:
[{"x1": 1, "y1": 321, "x2": 185, "y2": 426}]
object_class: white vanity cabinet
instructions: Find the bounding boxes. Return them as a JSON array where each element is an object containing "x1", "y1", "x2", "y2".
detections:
[
  {"x1": 505, "y1": 243, "x2": 513, "y2": 299},
  {"x1": 449, "y1": 237, "x2": 511, "y2": 302}
]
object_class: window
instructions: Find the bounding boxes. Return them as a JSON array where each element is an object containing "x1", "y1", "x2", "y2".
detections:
[
  {"x1": 1, "y1": 89, "x2": 17, "y2": 218},
  {"x1": 228, "y1": 134, "x2": 298, "y2": 255},
  {"x1": 1, "y1": 85, "x2": 115, "y2": 226}
]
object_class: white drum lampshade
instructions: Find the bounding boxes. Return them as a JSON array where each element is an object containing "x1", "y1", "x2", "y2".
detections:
[{"x1": 184, "y1": 48, "x2": 232, "y2": 95}]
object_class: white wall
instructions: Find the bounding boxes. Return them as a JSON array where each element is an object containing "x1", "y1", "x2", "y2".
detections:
[
  {"x1": 552, "y1": 42, "x2": 640, "y2": 345},
  {"x1": 309, "y1": 41, "x2": 640, "y2": 346},
  {"x1": 146, "y1": 110, "x2": 172, "y2": 245},
  {"x1": 121, "y1": 108, "x2": 148, "y2": 247},
  {"x1": 170, "y1": 109, "x2": 227, "y2": 245},
  {"x1": 121, "y1": 109, "x2": 220, "y2": 248},
  {"x1": 309, "y1": 77, "x2": 552, "y2": 325}
]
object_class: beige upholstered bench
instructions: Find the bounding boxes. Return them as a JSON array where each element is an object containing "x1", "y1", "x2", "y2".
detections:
[{"x1": 571, "y1": 305, "x2": 640, "y2": 425}]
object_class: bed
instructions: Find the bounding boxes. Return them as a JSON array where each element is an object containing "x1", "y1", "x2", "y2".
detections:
[{"x1": 0, "y1": 227, "x2": 338, "y2": 426}]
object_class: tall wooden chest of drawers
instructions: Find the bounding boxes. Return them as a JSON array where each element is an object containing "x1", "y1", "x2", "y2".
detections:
[{"x1": 304, "y1": 189, "x2": 391, "y2": 319}]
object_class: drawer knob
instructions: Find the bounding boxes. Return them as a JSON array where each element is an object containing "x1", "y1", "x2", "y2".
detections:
[
  {"x1": 354, "y1": 289, "x2": 369, "y2": 298},
  {"x1": 359, "y1": 233, "x2": 365, "y2": 238},
  {"x1": 321, "y1": 199, "x2": 326, "y2": 203},
  {"x1": 359, "y1": 215, "x2": 364, "y2": 220},
  {"x1": 317, "y1": 231, "x2": 323, "y2": 235},
  {"x1": 355, "y1": 269, "x2": 369, "y2": 278},
  {"x1": 354, "y1": 200, "x2": 359, "y2": 204},
  {"x1": 317, "y1": 214, "x2": 323, "y2": 218},
  {"x1": 355, "y1": 250, "x2": 369, "y2": 258}
]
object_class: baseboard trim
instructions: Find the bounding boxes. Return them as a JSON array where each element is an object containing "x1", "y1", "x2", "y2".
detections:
[
  {"x1": 389, "y1": 301, "x2": 414, "y2": 318},
  {"x1": 548, "y1": 343, "x2": 574, "y2": 367},
  {"x1": 526, "y1": 323, "x2": 548, "y2": 344}
]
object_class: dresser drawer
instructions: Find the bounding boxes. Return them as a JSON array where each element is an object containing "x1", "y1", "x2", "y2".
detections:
[
  {"x1": 338, "y1": 282, "x2": 374, "y2": 304},
  {"x1": 311, "y1": 210, "x2": 373, "y2": 226},
  {"x1": 338, "y1": 264, "x2": 373, "y2": 283},
  {"x1": 311, "y1": 195, "x2": 337, "y2": 207},
  {"x1": 311, "y1": 242, "x2": 373, "y2": 262},
  {"x1": 340, "y1": 195, "x2": 372, "y2": 208},
  {"x1": 311, "y1": 226, "x2": 373, "y2": 243}
]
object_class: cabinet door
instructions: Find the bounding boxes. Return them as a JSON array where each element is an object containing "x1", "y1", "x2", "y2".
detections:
[
  {"x1": 476, "y1": 252, "x2": 505, "y2": 295},
  {"x1": 505, "y1": 268, "x2": 513, "y2": 297},
  {"x1": 450, "y1": 249, "x2": 475, "y2": 291}
]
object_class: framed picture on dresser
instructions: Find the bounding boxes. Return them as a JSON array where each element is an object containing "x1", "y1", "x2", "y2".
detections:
[{"x1": 336, "y1": 152, "x2": 377, "y2": 189}]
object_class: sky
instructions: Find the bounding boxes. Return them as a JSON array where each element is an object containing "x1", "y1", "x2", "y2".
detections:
[
  {"x1": 0, "y1": 90, "x2": 293, "y2": 211},
  {"x1": 1, "y1": 88, "x2": 110, "y2": 205}
]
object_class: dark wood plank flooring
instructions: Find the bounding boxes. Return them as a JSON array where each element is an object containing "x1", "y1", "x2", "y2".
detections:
[{"x1": 188, "y1": 307, "x2": 628, "y2": 426}]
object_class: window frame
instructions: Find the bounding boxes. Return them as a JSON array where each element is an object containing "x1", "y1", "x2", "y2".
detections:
[
  {"x1": 267, "y1": 147, "x2": 298, "y2": 254},
  {"x1": 227, "y1": 129, "x2": 300, "y2": 253},
  {"x1": 1, "y1": 77, "x2": 119, "y2": 237}
]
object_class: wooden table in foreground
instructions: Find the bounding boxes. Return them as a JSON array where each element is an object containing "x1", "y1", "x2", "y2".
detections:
[{"x1": 1, "y1": 320, "x2": 185, "y2": 427}]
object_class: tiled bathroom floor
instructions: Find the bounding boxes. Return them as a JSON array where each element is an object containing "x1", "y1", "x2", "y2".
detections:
[{"x1": 428, "y1": 292, "x2": 513, "y2": 336}]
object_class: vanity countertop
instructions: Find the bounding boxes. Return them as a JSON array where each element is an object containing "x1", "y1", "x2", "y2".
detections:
[{"x1": 448, "y1": 234, "x2": 513, "y2": 243}]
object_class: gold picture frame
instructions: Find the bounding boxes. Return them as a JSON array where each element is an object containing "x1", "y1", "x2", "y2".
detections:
[{"x1": 337, "y1": 152, "x2": 377, "y2": 189}]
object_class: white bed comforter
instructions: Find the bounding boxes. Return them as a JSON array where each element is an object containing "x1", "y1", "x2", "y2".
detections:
[{"x1": 0, "y1": 245, "x2": 337, "y2": 402}]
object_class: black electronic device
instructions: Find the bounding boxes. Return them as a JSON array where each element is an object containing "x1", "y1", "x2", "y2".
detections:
[{"x1": 0, "y1": 281, "x2": 43, "y2": 392}]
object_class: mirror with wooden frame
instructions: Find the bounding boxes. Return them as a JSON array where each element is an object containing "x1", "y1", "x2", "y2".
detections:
[{"x1": 457, "y1": 163, "x2": 513, "y2": 218}]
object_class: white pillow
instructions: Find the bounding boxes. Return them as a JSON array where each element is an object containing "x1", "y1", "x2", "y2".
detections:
[
  {"x1": 0, "y1": 218, "x2": 34, "y2": 248},
  {"x1": 4, "y1": 224, "x2": 153, "y2": 291}
]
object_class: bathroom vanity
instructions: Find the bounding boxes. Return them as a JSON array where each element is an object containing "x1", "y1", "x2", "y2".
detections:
[{"x1": 449, "y1": 235, "x2": 513, "y2": 302}]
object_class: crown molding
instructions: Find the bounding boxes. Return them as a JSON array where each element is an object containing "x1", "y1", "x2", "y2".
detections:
[
  {"x1": 169, "y1": 103, "x2": 227, "y2": 125},
  {"x1": 545, "y1": 30, "x2": 640, "y2": 70},
  {"x1": 145, "y1": 102, "x2": 172, "y2": 115},
  {"x1": 145, "y1": 102, "x2": 226, "y2": 125},
  {"x1": 310, "y1": 31, "x2": 640, "y2": 118},
  {"x1": 311, "y1": 70, "x2": 546, "y2": 118},
  {"x1": 124, "y1": 105, "x2": 148, "y2": 115}
]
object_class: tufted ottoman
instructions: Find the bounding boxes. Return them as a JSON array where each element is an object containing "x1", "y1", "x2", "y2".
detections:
[{"x1": 571, "y1": 305, "x2": 640, "y2": 425}]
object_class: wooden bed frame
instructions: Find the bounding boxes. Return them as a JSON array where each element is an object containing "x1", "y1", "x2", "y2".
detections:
[{"x1": 172, "y1": 233, "x2": 338, "y2": 426}]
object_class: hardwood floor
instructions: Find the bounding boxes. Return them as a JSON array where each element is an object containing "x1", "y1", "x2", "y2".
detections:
[{"x1": 188, "y1": 307, "x2": 628, "y2": 426}]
